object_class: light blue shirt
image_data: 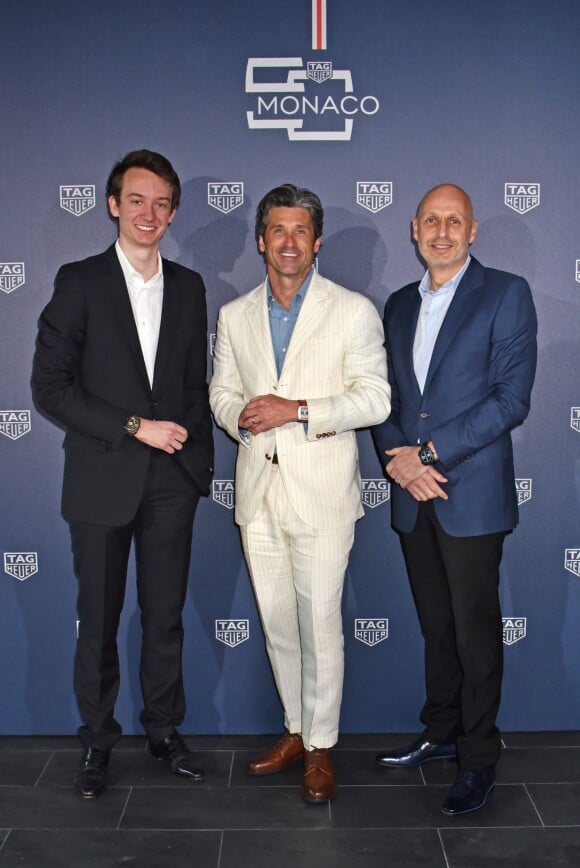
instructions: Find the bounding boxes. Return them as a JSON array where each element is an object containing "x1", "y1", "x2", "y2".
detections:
[
  {"x1": 267, "y1": 268, "x2": 313, "y2": 376},
  {"x1": 413, "y1": 256, "x2": 471, "y2": 393}
]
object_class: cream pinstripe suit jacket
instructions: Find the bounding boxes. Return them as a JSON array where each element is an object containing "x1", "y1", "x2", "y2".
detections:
[{"x1": 209, "y1": 271, "x2": 391, "y2": 529}]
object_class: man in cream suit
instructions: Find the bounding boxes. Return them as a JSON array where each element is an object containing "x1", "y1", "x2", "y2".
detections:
[{"x1": 210, "y1": 184, "x2": 390, "y2": 803}]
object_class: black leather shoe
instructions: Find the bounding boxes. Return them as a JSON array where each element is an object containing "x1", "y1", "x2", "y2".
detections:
[
  {"x1": 149, "y1": 730, "x2": 204, "y2": 780},
  {"x1": 74, "y1": 747, "x2": 109, "y2": 798},
  {"x1": 376, "y1": 736, "x2": 456, "y2": 768},
  {"x1": 441, "y1": 766, "x2": 496, "y2": 815}
]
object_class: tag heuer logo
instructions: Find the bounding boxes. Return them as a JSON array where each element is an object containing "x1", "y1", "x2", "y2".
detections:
[
  {"x1": 515, "y1": 478, "x2": 532, "y2": 505},
  {"x1": 215, "y1": 619, "x2": 249, "y2": 647},
  {"x1": 564, "y1": 548, "x2": 580, "y2": 576},
  {"x1": 59, "y1": 185, "x2": 96, "y2": 216},
  {"x1": 212, "y1": 479, "x2": 235, "y2": 509},
  {"x1": 4, "y1": 552, "x2": 38, "y2": 582},
  {"x1": 356, "y1": 181, "x2": 393, "y2": 213},
  {"x1": 502, "y1": 617, "x2": 526, "y2": 645},
  {"x1": 354, "y1": 618, "x2": 388, "y2": 647},
  {"x1": 0, "y1": 410, "x2": 31, "y2": 440},
  {"x1": 0, "y1": 262, "x2": 25, "y2": 294},
  {"x1": 207, "y1": 182, "x2": 244, "y2": 214},
  {"x1": 361, "y1": 479, "x2": 390, "y2": 509},
  {"x1": 504, "y1": 183, "x2": 540, "y2": 215},
  {"x1": 306, "y1": 61, "x2": 333, "y2": 83},
  {"x1": 571, "y1": 408, "x2": 580, "y2": 434}
]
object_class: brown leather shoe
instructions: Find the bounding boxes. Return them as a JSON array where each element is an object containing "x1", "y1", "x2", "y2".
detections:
[
  {"x1": 246, "y1": 732, "x2": 304, "y2": 775},
  {"x1": 303, "y1": 748, "x2": 337, "y2": 803}
]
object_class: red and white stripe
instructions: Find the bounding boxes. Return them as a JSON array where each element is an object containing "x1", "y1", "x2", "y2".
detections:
[{"x1": 312, "y1": 0, "x2": 327, "y2": 50}]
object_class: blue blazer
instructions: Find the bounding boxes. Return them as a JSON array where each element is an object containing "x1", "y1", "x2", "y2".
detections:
[{"x1": 373, "y1": 257, "x2": 537, "y2": 536}]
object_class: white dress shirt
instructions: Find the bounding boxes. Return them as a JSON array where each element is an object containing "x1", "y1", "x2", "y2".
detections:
[{"x1": 115, "y1": 241, "x2": 163, "y2": 387}]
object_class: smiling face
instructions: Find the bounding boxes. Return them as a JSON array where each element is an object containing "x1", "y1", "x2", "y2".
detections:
[
  {"x1": 258, "y1": 206, "x2": 322, "y2": 287},
  {"x1": 108, "y1": 167, "x2": 176, "y2": 255},
  {"x1": 412, "y1": 185, "x2": 478, "y2": 287}
]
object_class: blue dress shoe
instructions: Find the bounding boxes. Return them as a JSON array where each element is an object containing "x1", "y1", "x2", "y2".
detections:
[
  {"x1": 149, "y1": 730, "x2": 204, "y2": 780},
  {"x1": 376, "y1": 736, "x2": 456, "y2": 768},
  {"x1": 74, "y1": 747, "x2": 109, "y2": 798},
  {"x1": 441, "y1": 767, "x2": 496, "y2": 815}
]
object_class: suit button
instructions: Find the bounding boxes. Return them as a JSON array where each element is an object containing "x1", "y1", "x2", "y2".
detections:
[
  {"x1": 265, "y1": 454, "x2": 272, "y2": 460},
  {"x1": 419, "y1": 412, "x2": 430, "y2": 419}
]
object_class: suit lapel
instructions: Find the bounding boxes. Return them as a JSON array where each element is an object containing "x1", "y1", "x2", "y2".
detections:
[
  {"x1": 280, "y1": 272, "x2": 330, "y2": 374},
  {"x1": 423, "y1": 258, "x2": 483, "y2": 392},
  {"x1": 390, "y1": 285, "x2": 422, "y2": 398},
  {"x1": 245, "y1": 282, "x2": 278, "y2": 383},
  {"x1": 102, "y1": 246, "x2": 150, "y2": 389}
]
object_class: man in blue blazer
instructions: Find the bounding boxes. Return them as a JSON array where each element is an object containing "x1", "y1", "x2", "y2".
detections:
[
  {"x1": 32, "y1": 151, "x2": 213, "y2": 798},
  {"x1": 373, "y1": 184, "x2": 537, "y2": 815}
]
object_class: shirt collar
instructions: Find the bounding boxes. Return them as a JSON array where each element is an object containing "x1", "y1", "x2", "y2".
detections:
[
  {"x1": 115, "y1": 240, "x2": 163, "y2": 286},
  {"x1": 418, "y1": 254, "x2": 471, "y2": 299},
  {"x1": 267, "y1": 266, "x2": 314, "y2": 310}
]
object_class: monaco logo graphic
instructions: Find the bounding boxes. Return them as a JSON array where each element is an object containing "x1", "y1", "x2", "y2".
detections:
[
  {"x1": 0, "y1": 410, "x2": 31, "y2": 440},
  {"x1": 564, "y1": 549, "x2": 580, "y2": 577},
  {"x1": 245, "y1": 1, "x2": 378, "y2": 141},
  {"x1": 570, "y1": 407, "x2": 580, "y2": 434},
  {"x1": 207, "y1": 182, "x2": 244, "y2": 215},
  {"x1": 502, "y1": 617, "x2": 527, "y2": 646},
  {"x1": 212, "y1": 479, "x2": 235, "y2": 509},
  {"x1": 576, "y1": 260, "x2": 580, "y2": 283},
  {"x1": 515, "y1": 478, "x2": 532, "y2": 505},
  {"x1": 0, "y1": 262, "x2": 25, "y2": 294},
  {"x1": 504, "y1": 183, "x2": 540, "y2": 215},
  {"x1": 59, "y1": 185, "x2": 96, "y2": 216},
  {"x1": 357, "y1": 182, "x2": 393, "y2": 214},
  {"x1": 4, "y1": 552, "x2": 38, "y2": 582},
  {"x1": 215, "y1": 619, "x2": 249, "y2": 647},
  {"x1": 361, "y1": 479, "x2": 390, "y2": 509},
  {"x1": 355, "y1": 618, "x2": 388, "y2": 647}
]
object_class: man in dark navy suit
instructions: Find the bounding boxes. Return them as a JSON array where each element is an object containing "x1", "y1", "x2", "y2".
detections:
[
  {"x1": 373, "y1": 184, "x2": 537, "y2": 815},
  {"x1": 32, "y1": 150, "x2": 214, "y2": 798}
]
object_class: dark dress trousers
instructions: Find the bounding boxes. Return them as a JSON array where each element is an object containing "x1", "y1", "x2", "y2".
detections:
[
  {"x1": 373, "y1": 257, "x2": 537, "y2": 770},
  {"x1": 32, "y1": 244, "x2": 214, "y2": 749}
]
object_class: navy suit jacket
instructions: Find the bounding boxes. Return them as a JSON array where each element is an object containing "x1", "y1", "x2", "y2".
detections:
[
  {"x1": 373, "y1": 257, "x2": 537, "y2": 536},
  {"x1": 32, "y1": 244, "x2": 214, "y2": 526}
]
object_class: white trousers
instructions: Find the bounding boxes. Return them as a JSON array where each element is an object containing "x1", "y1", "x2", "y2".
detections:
[{"x1": 240, "y1": 466, "x2": 355, "y2": 750}]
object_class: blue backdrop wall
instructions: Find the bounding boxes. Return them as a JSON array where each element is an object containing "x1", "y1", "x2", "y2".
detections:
[{"x1": 1, "y1": 0, "x2": 579, "y2": 736}]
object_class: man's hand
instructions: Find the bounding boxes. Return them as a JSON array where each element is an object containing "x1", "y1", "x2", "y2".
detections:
[
  {"x1": 134, "y1": 419, "x2": 189, "y2": 454},
  {"x1": 239, "y1": 394, "x2": 298, "y2": 434},
  {"x1": 386, "y1": 445, "x2": 448, "y2": 500}
]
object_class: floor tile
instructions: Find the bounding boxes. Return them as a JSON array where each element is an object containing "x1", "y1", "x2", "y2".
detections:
[
  {"x1": 330, "y1": 784, "x2": 541, "y2": 829},
  {"x1": 422, "y1": 747, "x2": 580, "y2": 786},
  {"x1": 526, "y1": 783, "x2": 580, "y2": 826},
  {"x1": 441, "y1": 827, "x2": 580, "y2": 867},
  {"x1": 0, "y1": 829, "x2": 221, "y2": 868},
  {"x1": 502, "y1": 731, "x2": 580, "y2": 748},
  {"x1": 39, "y1": 748, "x2": 232, "y2": 788},
  {"x1": 0, "y1": 751, "x2": 52, "y2": 786},
  {"x1": 121, "y1": 785, "x2": 332, "y2": 830},
  {"x1": 221, "y1": 828, "x2": 447, "y2": 868},
  {"x1": 0, "y1": 786, "x2": 129, "y2": 829}
]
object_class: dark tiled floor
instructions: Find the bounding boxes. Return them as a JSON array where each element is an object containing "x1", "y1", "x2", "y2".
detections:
[{"x1": 0, "y1": 732, "x2": 579, "y2": 866}]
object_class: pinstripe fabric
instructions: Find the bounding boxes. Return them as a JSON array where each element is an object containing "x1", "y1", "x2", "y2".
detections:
[{"x1": 241, "y1": 466, "x2": 354, "y2": 750}]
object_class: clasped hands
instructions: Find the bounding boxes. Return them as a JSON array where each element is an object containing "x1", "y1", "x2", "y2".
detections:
[
  {"x1": 386, "y1": 445, "x2": 448, "y2": 502},
  {"x1": 239, "y1": 394, "x2": 297, "y2": 435}
]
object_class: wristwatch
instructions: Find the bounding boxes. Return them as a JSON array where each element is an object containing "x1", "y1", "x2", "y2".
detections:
[
  {"x1": 297, "y1": 400, "x2": 309, "y2": 422},
  {"x1": 418, "y1": 441, "x2": 437, "y2": 465},
  {"x1": 124, "y1": 415, "x2": 141, "y2": 436}
]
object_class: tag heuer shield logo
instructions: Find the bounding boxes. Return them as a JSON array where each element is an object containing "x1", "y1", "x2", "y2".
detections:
[
  {"x1": 565, "y1": 549, "x2": 580, "y2": 576},
  {"x1": 515, "y1": 478, "x2": 532, "y2": 505},
  {"x1": 4, "y1": 552, "x2": 38, "y2": 582},
  {"x1": 0, "y1": 410, "x2": 31, "y2": 440},
  {"x1": 504, "y1": 183, "x2": 540, "y2": 214},
  {"x1": 207, "y1": 182, "x2": 244, "y2": 214},
  {"x1": 306, "y1": 61, "x2": 333, "y2": 83},
  {"x1": 361, "y1": 479, "x2": 390, "y2": 509},
  {"x1": 59, "y1": 185, "x2": 96, "y2": 216},
  {"x1": 212, "y1": 479, "x2": 235, "y2": 509},
  {"x1": 357, "y1": 182, "x2": 393, "y2": 214},
  {"x1": 354, "y1": 618, "x2": 388, "y2": 646},
  {"x1": 502, "y1": 617, "x2": 526, "y2": 645},
  {"x1": 571, "y1": 408, "x2": 580, "y2": 433},
  {"x1": 0, "y1": 262, "x2": 25, "y2": 294},
  {"x1": 215, "y1": 619, "x2": 249, "y2": 647}
]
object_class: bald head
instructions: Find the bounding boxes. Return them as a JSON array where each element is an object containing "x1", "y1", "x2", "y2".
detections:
[
  {"x1": 416, "y1": 184, "x2": 474, "y2": 221},
  {"x1": 412, "y1": 184, "x2": 478, "y2": 288}
]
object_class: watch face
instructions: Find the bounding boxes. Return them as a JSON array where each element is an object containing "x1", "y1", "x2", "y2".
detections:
[
  {"x1": 298, "y1": 406, "x2": 309, "y2": 422},
  {"x1": 419, "y1": 444, "x2": 435, "y2": 465}
]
